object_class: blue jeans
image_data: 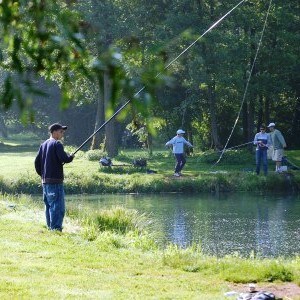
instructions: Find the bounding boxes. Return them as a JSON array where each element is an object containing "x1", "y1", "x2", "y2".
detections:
[
  {"x1": 256, "y1": 149, "x2": 268, "y2": 175},
  {"x1": 174, "y1": 153, "x2": 186, "y2": 173},
  {"x1": 43, "y1": 184, "x2": 65, "y2": 231}
]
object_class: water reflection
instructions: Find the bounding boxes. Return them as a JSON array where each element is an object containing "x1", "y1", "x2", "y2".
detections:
[{"x1": 68, "y1": 193, "x2": 300, "y2": 257}]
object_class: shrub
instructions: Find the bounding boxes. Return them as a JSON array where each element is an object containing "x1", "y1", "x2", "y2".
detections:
[
  {"x1": 84, "y1": 149, "x2": 106, "y2": 161},
  {"x1": 264, "y1": 263, "x2": 294, "y2": 282}
]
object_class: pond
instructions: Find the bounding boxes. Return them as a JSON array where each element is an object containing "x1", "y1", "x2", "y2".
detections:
[{"x1": 67, "y1": 192, "x2": 300, "y2": 258}]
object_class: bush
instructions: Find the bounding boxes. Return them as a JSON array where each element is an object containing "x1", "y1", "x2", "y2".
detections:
[
  {"x1": 264, "y1": 264, "x2": 294, "y2": 282},
  {"x1": 84, "y1": 149, "x2": 106, "y2": 161}
]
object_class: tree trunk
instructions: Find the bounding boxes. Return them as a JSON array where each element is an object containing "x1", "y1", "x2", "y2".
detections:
[
  {"x1": 104, "y1": 72, "x2": 120, "y2": 157},
  {"x1": 0, "y1": 113, "x2": 8, "y2": 138},
  {"x1": 146, "y1": 133, "x2": 153, "y2": 156},
  {"x1": 257, "y1": 94, "x2": 264, "y2": 130},
  {"x1": 186, "y1": 129, "x2": 193, "y2": 155},
  {"x1": 208, "y1": 80, "x2": 222, "y2": 150},
  {"x1": 242, "y1": 87, "x2": 248, "y2": 142},
  {"x1": 206, "y1": 1, "x2": 221, "y2": 150},
  {"x1": 90, "y1": 91, "x2": 105, "y2": 150},
  {"x1": 264, "y1": 95, "x2": 270, "y2": 126},
  {"x1": 244, "y1": 27, "x2": 257, "y2": 148},
  {"x1": 291, "y1": 95, "x2": 300, "y2": 148},
  {"x1": 247, "y1": 93, "x2": 255, "y2": 143}
]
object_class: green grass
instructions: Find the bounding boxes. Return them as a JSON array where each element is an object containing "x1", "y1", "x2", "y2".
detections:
[
  {"x1": 1, "y1": 135, "x2": 300, "y2": 194},
  {"x1": 0, "y1": 194, "x2": 299, "y2": 299}
]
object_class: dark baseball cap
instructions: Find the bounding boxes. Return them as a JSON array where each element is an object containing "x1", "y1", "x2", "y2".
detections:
[{"x1": 49, "y1": 123, "x2": 68, "y2": 133}]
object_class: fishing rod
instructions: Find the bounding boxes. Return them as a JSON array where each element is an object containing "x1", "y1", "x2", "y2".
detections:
[
  {"x1": 72, "y1": 0, "x2": 246, "y2": 156},
  {"x1": 72, "y1": 87, "x2": 144, "y2": 156},
  {"x1": 218, "y1": 141, "x2": 253, "y2": 152}
]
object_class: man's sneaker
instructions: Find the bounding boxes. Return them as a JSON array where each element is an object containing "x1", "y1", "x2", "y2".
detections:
[
  {"x1": 174, "y1": 173, "x2": 180, "y2": 177},
  {"x1": 178, "y1": 172, "x2": 182, "y2": 176}
]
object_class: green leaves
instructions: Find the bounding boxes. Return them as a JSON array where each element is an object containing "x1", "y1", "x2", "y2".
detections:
[
  {"x1": 0, "y1": 0, "x2": 170, "y2": 125},
  {"x1": 0, "y1": 2, "x2": 91, "y2": 115}
]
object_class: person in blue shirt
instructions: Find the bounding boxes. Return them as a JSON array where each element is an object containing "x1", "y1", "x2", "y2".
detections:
[
  {"x1": 253, "y1": 124, "x2": 271, "y2": 176},
  {"x1": 165, "y1": 129, "x2": 193, "y2": 177},
  {"x1": 35, "y1": 123, "x2": 74, "y2": 231}
]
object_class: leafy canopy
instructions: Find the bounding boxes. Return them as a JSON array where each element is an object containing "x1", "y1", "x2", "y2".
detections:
[{"x1": 0, "y1": 0, "x2": 167, "y2": 122}]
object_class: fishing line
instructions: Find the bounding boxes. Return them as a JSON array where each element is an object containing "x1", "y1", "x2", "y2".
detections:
[
  {"x1": 163, "y1": 0, "x2": 246, "y2": 72},
  {"x1": 218, "y1": 141, "x2": 253, "y2": 152},
  {"x1": 212, "y1": 0, "x2": 273, "y2": 166},
  {"x1": 72, "y1": 0, "x2": 246, "y2": 155}
]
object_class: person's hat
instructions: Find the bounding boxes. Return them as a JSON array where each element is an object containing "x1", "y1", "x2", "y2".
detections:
[
  {"x1": 248, "y1": 283, "x2": 256, "y2": 292},
  {"x1": 49, "y1": 123, "x2": 68, "y2": 133},
  {"x1": 176, "y1": 129, "x2": 185, "y2": 134},
  {"x1": 267, "y1": 122, "x2": 275, "y2": 128}
]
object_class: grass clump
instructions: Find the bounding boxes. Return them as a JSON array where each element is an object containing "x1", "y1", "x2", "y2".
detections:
[
  {"x1": 162, "y1": 244, "x2": 299, "y2": 284},
  {"x1": 94, "y1": 206, "x2": 150, "y2": 234},
  {"x1": 67, "y1": 205, "x2": 157, "y2": 251},
  {"x1": 162, "y1": 244, "x2": 206, "y2": 272},
  {"x1": 219, "y1": 256, "x2": 296, "y2": 283}
]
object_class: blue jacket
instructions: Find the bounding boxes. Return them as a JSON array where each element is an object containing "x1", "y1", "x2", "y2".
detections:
[{"x1": 34, "y1": 138, "x2": 73, "y2": 184}]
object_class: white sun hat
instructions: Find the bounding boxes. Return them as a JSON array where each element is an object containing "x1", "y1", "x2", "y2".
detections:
[{"x1": 176, "y1": 129, "x2": 185, "y2": 134}]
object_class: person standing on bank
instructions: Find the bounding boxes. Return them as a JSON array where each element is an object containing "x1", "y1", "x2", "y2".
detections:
[
  {"x1": 34, "y1": 123, "x2": 74, "y2": 231},
  {"x1": 267, "y1": 122, "x2": 287, "y2": 173},
  {"x1": 253, "y1": 124, "x2": 271, "y2": 176},
  {"x1": 165, "y1": 129, "x2": 193, "y2": 177}
]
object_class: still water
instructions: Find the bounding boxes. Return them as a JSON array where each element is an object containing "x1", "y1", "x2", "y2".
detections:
[{"x1": 68, "y1": 193, "x2": 300, "y2": 257}]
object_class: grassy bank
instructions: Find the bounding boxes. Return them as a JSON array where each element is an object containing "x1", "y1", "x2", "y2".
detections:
[
  {"x1": 0, "y1": 144, "x2": 300, "y2": 194},
  {"x1": 1, "y1": 194, "x2": 299, "y2": 299}
]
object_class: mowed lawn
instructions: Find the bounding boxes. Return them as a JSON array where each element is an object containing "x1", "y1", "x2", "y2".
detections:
[
  {"x1": 1, "y1": 148, "x2": 300, "y2": 180},
  {"x1": 0, "y1": 152, "x2": 38, "y2": 179},
  {"x1": 1, "y1": 195, "x2": 300, "y2": 300},
  {"x1": 1, "y1": 133, "x2": 300, "y2": 189}
]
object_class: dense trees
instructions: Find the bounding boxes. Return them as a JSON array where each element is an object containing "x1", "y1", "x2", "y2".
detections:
[{"x1": 0, "y1": 0, "x2": 299, "y2": 152}]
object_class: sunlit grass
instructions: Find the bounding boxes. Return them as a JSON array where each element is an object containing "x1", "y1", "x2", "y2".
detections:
[
  {"x1": 0, "y1": 194, "x2": 299, "y2": 299},
  {"x1": 1, "y1": 135, "x2": 300, "y2": 194}
]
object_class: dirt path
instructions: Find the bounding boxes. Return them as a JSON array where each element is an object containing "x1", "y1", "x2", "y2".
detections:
[{"x1": 229, "y1": 283, "x2": 300, "y2": 299}]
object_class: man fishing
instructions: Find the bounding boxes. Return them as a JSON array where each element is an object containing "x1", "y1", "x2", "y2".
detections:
[
  {"x1": 253, "y1": 124, "x2": 271, "y2": 176},
  {"x1": 267, "y1": 122, "x2": 287, "y2": 173},
  {"x1": 165, "y1": 129, "x2": 193, "y2": 177},
  {"x1": 34, "y1": 123, "x2": 74, "y2": 231}
]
